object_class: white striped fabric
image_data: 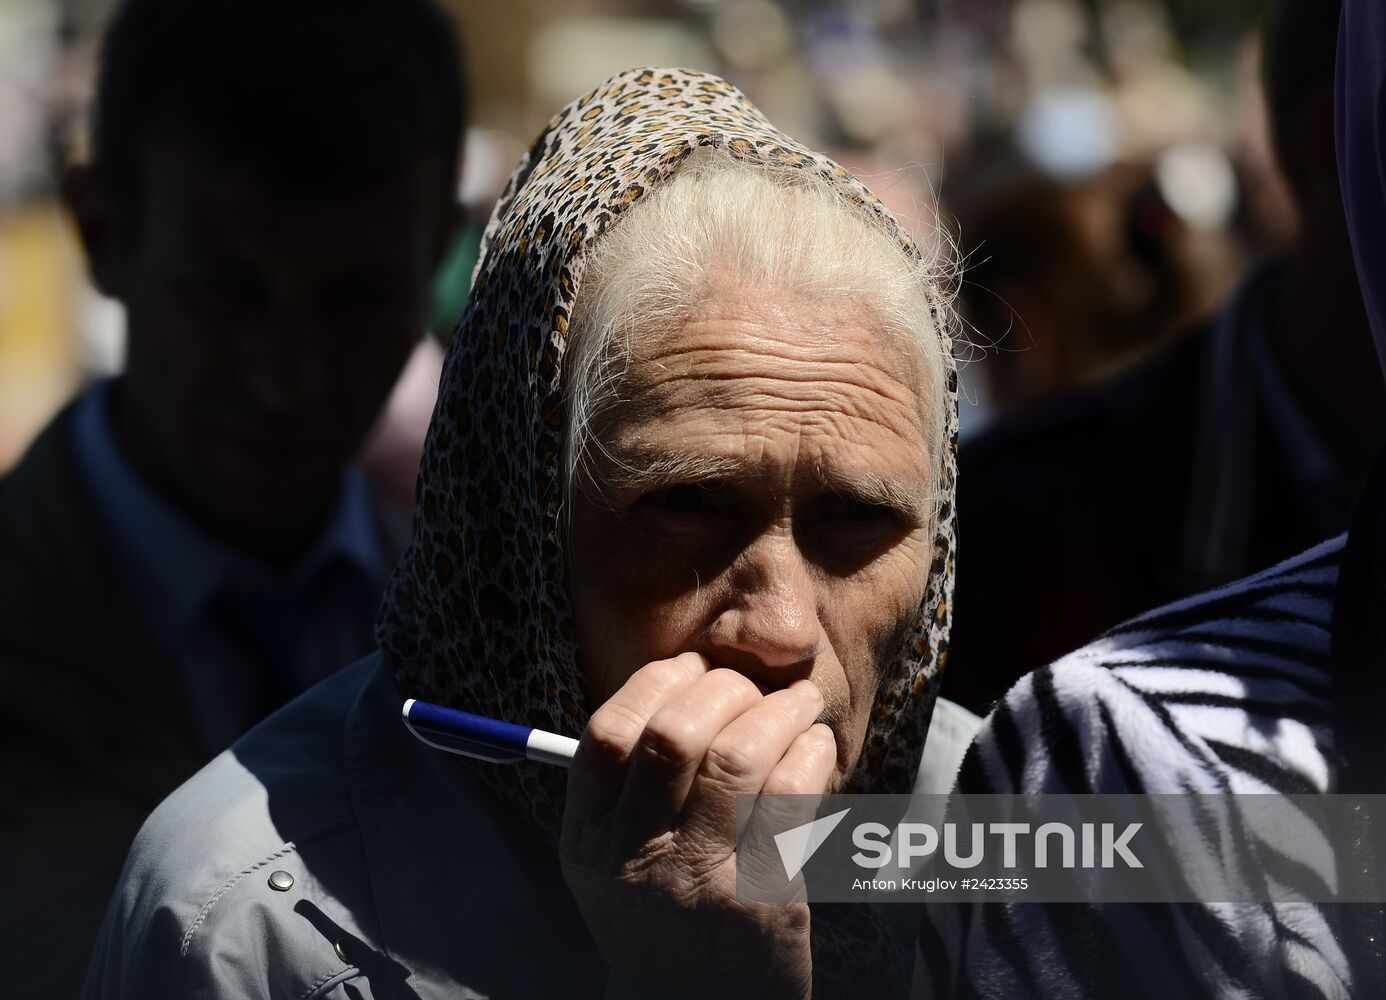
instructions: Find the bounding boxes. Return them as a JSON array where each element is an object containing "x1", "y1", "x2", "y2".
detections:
[{"x1": 918, "y1": 535, "x2": 1350, "y2": 999}]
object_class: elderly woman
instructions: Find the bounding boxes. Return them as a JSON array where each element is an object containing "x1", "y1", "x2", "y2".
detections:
[{"x1": 83, "y1": 68, "x2": 960, "y2": 999}]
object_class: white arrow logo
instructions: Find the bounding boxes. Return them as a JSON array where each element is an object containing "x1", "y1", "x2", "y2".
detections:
[{"x1": 773, "y1": 808, "x2": 852, "y2": 880}]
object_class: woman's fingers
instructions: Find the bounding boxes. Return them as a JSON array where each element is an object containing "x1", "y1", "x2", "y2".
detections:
[
  {"x1": 762, "y1": 723, "x2": 837, "y2": 796},
  {"x1": 734, "y1": 724, "x2": 838, "y2": 860},
  {"x1": 612, "y1": 668, "x2": 763, "y2": 845},
  {"x1": 570, "y1": 658, "x2": 830, "y2": 859},
  {"x1": 679, "y1": 680, "x2": 825, "y2": 841},
  {"x1": 567, "y1": 652, "x2": 710, "y2": 826},
  {"x1": 562, "y1": 659, "x2": 828, "y2": 1000}
]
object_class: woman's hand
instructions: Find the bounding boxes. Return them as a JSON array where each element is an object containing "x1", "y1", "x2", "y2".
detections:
[{"x1": 560, "y1": 652, "x2": 837, "y2": 1000}]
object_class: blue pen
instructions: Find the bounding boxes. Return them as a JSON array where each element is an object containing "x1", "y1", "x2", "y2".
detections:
[{"x1": 402, "y1": 698, "x2": 579, "y2": 768}]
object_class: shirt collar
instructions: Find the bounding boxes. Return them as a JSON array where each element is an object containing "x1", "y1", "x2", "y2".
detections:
[{"x1": 71, "y1": 378, "x2": 387, "y2": 645}]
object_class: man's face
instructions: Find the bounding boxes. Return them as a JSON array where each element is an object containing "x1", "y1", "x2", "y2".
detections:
[
  {"x1": 566, "y1": 282, "x2": 936, "y2": 787},
  {"x1": 86, "y1": 141, "x2": 450, "y2": 549}
]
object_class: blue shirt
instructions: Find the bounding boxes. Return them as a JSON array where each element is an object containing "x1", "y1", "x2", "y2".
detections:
[{"x1": 71, "y1": 379, "x2": 388, "y2": 752}]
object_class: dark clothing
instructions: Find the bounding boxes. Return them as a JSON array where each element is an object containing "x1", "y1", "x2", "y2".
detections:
[
  {"x1": 922, "y1": 535, "x2": 1348, "y2": 997},
  {"x1": 926, "y1": 443, "x2": 1386, "y2": 997},
  {"x1": 0, "y1": 403, "x2": 408, "y2": 999},
  {"x1": 71, "y1": 380, "x2": 390, "y2": 752},
  {"x1": 1327, "y1": 445, "x2": 1386, "y2": 992},
  {"x1": 948, "y1": 267, "x2": 1353, "y2": 714}
]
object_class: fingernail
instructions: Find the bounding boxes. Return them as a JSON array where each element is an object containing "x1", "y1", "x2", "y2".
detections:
[{"x1": 796, "y1": 679, "x2": 823, "y2": 706}]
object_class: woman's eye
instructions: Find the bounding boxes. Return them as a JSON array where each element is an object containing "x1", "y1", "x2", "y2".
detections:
[
  {"x1": 830, "y1": 496, "x2": 892, "y2": 523},
  {"x1": 645, "y1": 484, "x2": 710, "y2": 513}
]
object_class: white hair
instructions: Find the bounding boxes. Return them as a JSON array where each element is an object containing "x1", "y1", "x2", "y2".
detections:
[{"x1": 562, "y1": 148, "x2": 951, "y2": 519}]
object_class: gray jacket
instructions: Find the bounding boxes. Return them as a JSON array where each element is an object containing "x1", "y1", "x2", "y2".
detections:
[{"x1": 83, "y1": 655, "x2": 979, "y2": 998}]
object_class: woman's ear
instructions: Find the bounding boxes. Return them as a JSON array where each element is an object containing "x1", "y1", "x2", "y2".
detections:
[{"x1": 62, "y1": 164, "x2": 130, "y2": 299}]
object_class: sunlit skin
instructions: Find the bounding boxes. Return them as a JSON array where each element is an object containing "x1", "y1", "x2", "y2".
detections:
[
  {"x1": 67, "y1": 140, "x2": 455, "y2": 568},
  {"x1": 562, "y1": 279, "x2": 935, "y2": 998}
]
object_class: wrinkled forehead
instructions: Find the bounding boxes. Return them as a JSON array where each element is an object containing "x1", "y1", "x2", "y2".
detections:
[
  {"x1": 588, "y1": 286, "x2": 935, "y2": 505},
  {"x1": 621, "y1": 282, "x2": 931, "y2": 417}
]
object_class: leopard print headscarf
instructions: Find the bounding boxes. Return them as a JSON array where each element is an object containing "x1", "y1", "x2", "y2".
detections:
[{"x1": 376, "y1": 66, "x2": 958, "y2": 993}]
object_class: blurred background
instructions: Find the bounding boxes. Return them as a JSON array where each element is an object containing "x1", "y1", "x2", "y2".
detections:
[{"x1": 0, "y1": 0, "x2": 1289, "y2": 470}]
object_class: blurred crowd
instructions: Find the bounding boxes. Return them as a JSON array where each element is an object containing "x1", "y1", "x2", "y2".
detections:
[{"x1": 0, "y1": 0, "x2": 1297, "y2": 467}]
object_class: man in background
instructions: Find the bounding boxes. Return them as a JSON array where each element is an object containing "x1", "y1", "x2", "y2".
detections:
[
  {"x1": 0, "y1": 0, "x2": 465, "y2": 991},
  {"x1": 947, "y1": 0, "x2": 1385, "y2": 713}
]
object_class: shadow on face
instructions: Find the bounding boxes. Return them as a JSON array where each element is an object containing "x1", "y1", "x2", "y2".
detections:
[
  {"x1": 567, "y1": 281, "x2": 935, "y2": 783},
  {"x1": 67, "y1": 141, "x2": 455, "y2": 565}
]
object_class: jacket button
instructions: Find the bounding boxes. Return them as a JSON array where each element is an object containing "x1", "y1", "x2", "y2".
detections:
[{"x1": 268, "y1": 870, "x2": 295, "y2": 892}]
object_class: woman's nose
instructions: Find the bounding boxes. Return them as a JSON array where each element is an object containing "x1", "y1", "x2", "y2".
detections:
[{"x1": 706, "y1": 534, "x2": 822, "y2": 681}]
